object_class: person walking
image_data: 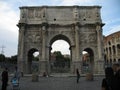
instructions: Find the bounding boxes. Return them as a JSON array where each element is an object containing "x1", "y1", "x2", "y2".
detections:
[
  {"x1": 1, "y1": 67, "x2": 9, "y2": 90},
  {"x1": 101, "y1": 67, "x2": 114, "y2": 90},
  {"x1": 76, "y1": 68, "x2": 80, "y2": 83}
]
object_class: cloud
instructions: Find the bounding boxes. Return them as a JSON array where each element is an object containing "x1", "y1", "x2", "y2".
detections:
[
  {"x1": 0, "y1": 1, "x2": 19, "y2": 33},
  {"x1": 109, "y1": 25, "x2": 120, "y2": 33},
  {"x1": 0, "y1": 0, "x2": 119, "y2": 57},
  {"x1": 51, "y1": 40, "x2": 70, "y2": 55},
  {"x1": 55, "y1": 0, "x2": 98, "y2": 5},
  {"x1": 0, "y1": 1, "x2": 19, "y2": 56},
  {"x1": 104, "y1": 25, "x2": 120, "y2": 36},
  {"x1": 104, "y1": 18, "x2": 120, "y2": 25},
  {"x1": 103, "y1": 17, "x2": 120, "y2": 36}
]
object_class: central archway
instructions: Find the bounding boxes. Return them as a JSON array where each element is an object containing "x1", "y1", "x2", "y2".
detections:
[{"x1": 49, "y1": 34, "x2": 71, "y2": 73}]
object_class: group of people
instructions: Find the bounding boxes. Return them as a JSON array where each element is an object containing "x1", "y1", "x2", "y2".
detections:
[
  {"x1": 76, "y1": 63, "x2": 120, "y2": 90},
  {"x1": 1, "y1": 66, "x2": 21, "y2": 90},
  {"x1": 101, "y1": 63, "x2": 120, "y2": 90},
  {"x1": 1, "y1": 64, "x2": 120, "y2": 90}
]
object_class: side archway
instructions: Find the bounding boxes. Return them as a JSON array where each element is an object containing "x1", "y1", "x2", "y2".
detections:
[
  {"x1": 27, "y1": 48, "x2": 39, "y2": 74},
  {"x1": 82, "y1": 48, "x2": 94, "y2": 73}
]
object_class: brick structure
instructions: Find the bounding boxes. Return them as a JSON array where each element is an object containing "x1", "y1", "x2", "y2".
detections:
[{"x1": 104, "y1": 31, "x2": 120, "y2": 67}]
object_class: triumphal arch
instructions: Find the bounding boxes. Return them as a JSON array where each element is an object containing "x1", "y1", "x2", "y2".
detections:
[{"x1": 17, "y1": 6, "x2": 104, "y2": 75}]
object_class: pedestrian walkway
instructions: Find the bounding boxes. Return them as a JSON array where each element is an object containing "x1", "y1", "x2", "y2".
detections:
[{"x1": 7, "y1": 76, "x2": 103, "y2": 90}]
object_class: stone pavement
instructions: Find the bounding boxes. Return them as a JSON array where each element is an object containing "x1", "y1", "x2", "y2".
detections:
[{"x1": 6, "y1": 76, "x2": 103, "y2": 90}]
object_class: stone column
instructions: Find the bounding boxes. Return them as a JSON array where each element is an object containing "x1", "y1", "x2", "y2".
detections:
[
  {"x1": 107, "y1": 45, "x2": 110, "y2": 62},
  {"x1": 39, "y1": 25, "x2": 48, "y2": 76},
  {"x1": 116, "y1": 44, "x2": 120, "y2": 62},
  {"x1": 70, "y1": 45, "x2": 75, "y2": 74},
  {"x1": 96, "y1": 25, "x2": 103, "y2": 59},
  {"x1": 42, "y1": 26, "x2": 46, "y2": 61},
  {"x1": 96, "y1": 24, "x2": 104, "y2": 74},
  {"x1": 17, "y1": 24, "x2": 26, "y2": 74},
  {"x1": 72, "y1": 24, "x2": 81, "y2": 74},
  {"x1": 75, "y1": 24, "x2": 80, "y2": 61},
  {"x1": 115, "y1": 45, "x2": 118, "y2": 61}
]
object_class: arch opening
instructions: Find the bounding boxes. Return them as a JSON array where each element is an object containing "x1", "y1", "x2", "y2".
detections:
[
  {"x1": 113, "y1": 45, "x2": 116, "y2": 54},
  {"x1": 118, "y1": 59, "x2": 120, "y2": 65},
  {"x1": 81, "y1": 48, "x2": 94, "y2": 74},
  {"x1": 27, "y1": 48, "x2": 39, "y2": 74},
  {"x1": 49, "y1": 35, "x2": 71, "y2": 73}
]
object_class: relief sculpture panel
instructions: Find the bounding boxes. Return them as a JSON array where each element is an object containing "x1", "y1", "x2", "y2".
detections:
[
  {"x1": 80, "y1": 33, "x2": 96, "y2": 43},
  {"x1": 25, "y1": 31, "x2": 42, "y2": 44},
  {"x1": 28, "y1": 8, "x2": 45, "y2": 19},
  {"x1": 88, "y1": 33, "x2": 97, "y2": 43}
]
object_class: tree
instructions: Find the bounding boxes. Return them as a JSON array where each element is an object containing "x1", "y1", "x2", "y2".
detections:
[
  {"x1": 64, "y1": 57, "x2": 70, "y2": 68},
  {"x1": 0, "y1": 54, "x2": 5, "y2": 62},
  {"x1": 33, "y1": 55, "x2": 39, "y2": 61},
  {"x1": 10, "y1": 55, "x2": 17, "y2": 64}
]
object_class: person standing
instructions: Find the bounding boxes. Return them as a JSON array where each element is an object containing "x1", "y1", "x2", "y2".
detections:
[
  {"x1": 101, "y1": 67, "x2": 114, "y2": 90},
  {"x1": 112, "y1": 63, "x2": 120, "y2": 90},
  {"x1": 1, "y1": 67, "x2": 8, "y2": 90},
  {"x1": 76, "y1": 68, "x2": 80, "y2": 83},
  {"x1": 13, "y1": 66, "x2": 21, "y2": 81}
]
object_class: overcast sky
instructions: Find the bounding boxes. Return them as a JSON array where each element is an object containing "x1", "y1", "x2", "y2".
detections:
[{"x1": 0, "y1": 0, "x2": 120, "y2": 57}]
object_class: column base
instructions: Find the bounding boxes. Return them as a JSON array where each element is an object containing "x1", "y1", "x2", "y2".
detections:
[
  {"x1": 94, "y1": 60, "x2": 104, "y2": 74},
  {"x1": 39, "y1": 61, "x2": 49, "y2": 76},
  {"x1": 71, "y1": 61, "x2": 82, "y2": 74}
]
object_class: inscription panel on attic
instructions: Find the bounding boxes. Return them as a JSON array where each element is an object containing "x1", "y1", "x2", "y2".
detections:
[{"x1": 20, "y1": 6, "x2": 101, "y2": 24}]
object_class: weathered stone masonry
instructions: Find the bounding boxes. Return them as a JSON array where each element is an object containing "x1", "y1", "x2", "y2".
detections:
[{"x1": 17, "y1": 6, "x2": 104, "y2": 75}]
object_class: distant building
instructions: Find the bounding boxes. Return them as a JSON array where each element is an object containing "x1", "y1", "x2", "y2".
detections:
[
  {"x1": 63, "y1": 54, "x2": 70, "y2": 58},
  {"x1": 104, "y1": 31, "x2": 120, "y2": 67},
  {"x1": 50, "y1": 53, "x2": 56, "y2": 62},
  {"x1": 82, "y1": 53, "x2": 89, "y2": 62}
]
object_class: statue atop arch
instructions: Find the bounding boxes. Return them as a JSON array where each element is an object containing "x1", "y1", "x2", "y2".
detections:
[{"x1": 17, "y1": 6, "x2": 104, "y2": 75}]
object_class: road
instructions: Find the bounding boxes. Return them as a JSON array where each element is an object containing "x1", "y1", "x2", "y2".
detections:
[{"x1": 5, "y1": 76, "x2": 103, "y2": 90}]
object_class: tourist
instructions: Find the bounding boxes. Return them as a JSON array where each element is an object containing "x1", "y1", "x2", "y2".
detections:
[
  {"x1": 112, "y1": 63, "x2": 119, "y2": 75},
  {"x1": 1, "y1": 67, "x2": 9, "y2": 90},
  {"x1": 76, "y1": 68, "x2": 80, "y2": 83},
  {"x1": 13, "y1": 66, "x2": 21, "y2": 81},
  {"x1": 101, "y1": 67, "x2": 114, "y2": 90},
  {"x1": 112, "y1": 63, "x2": 120, "y2": 90}
]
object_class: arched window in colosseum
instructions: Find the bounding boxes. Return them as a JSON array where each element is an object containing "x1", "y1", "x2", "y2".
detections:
[
  {"x1": 109, "y1": 47, "x2": 112, "y2": 55},
  {"x1": 112, "y1": 45, "x2": 116, "y2": 54},
  {"x1": 106, "y1": 48, "x2": 108, "y2": 54},
  {"x1": 118, "y1": 59, "x2": 120, "y2": 64},
  {"x1": 110, "y1": 59, "x2": 112, "y2": 63},
  {"x1": 104, "y1": 54, "x2": 107, "y2": 61},
  {"x1": 104, "y1": 49, "x2": 105, "y2": 53},
  {"x1": 117, "y1": 44, "x2": 120, "y2": 53},
  {"x1": 113, "y1": 59, "x2": 116, "y2": 63},
  {"x1": 108, "y1": 41, "x2": 111, "y2": 45},
  {"x1": 107, "y1": 60, "x2": 108, "y2": 63},
  {"x1": 117, "y1": 44, "x2": 120, "y2": 49},
  {"x1": 110, "y1": 59, "x2": 112, "y2": 67}
]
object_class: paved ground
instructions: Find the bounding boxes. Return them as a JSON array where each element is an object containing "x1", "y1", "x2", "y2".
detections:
[{"x1": 3, "y1": 76, "x2": 104, "y2": 90}]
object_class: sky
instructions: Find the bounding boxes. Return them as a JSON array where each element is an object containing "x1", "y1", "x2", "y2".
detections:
[{"x1": 0, "y1": 0, "x2": 120, "y2": 57}]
